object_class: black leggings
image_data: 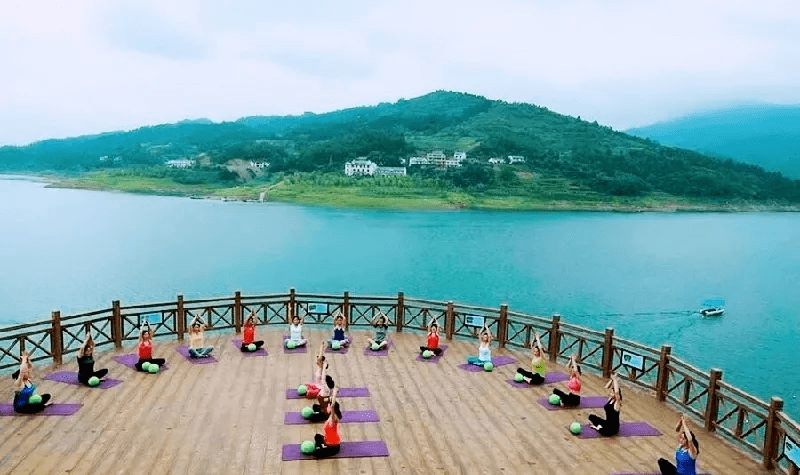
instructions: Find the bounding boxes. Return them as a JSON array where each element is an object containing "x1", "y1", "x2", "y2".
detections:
[
  {"x1": 552, "y1": 388, "x2": 580, "y2": 406},
  {"x1": 15, "y1": 394, "x2": 51, "y2": 414},
  {"x1": 78, "y1": 368, "x2": 108, "y2": 385},
  {"x1": 588, "y1": 414, "x2": 619, "y2": 436},
  {"x1": 312, "y1": 434, "x2": 340, "y2": 458},
  {"x1": 419, "y1": 346, "x2": 443, "y2": 355},
  {"x1": 516, "y1": 368, "x2": 545, "y2": 385},
  {"x1": 657, "y1": 458, "x2": 677, "y2": 475},
  {"x1": 135, "y1": 358, "x2": 165, "y2": 371},
  {"x1": 240, "y1": 341, "x2": 264, "y2": 352}
]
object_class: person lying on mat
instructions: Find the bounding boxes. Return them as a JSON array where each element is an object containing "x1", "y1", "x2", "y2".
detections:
[
  {"x1": 329, "y1": 312, "x2": 350, "y2": 347},
  {"x1": 552, "y1": 355, "x2": 582, "y2": 406},
  {"x1": 135, "y1": 325, "x2": 166, "y2": 371},
  {"x1": 658, "y1": 414, "x2": 699, "y2": 475},
  {"x1": 240, "y1": 312, "x2": 265, "y2": 352},
  {"x1": 304, "y1": 342, "x2": 330, "y2": 399},
  {"x1": 308, "y1": 375, "x2": 337, "y2": 423},
  {"x1": 466, "y1": 325, "x2": 493, "y2": 366},
  {"x1": 588, "y1": 372, "x2": 622, "y2": 436},
  {"x1": 367, "y1": 313, "x2": 390, "y2": 350},
  {"x1": 284, "y1": 314, "x2": 308, "y2": 348},
  {"x1": 188, "y1": 314, "x2": 214, "y2": 358},
  {"x1": 312, "y1": 388, "x2": 342, "y2": 458},
  {"x1": 419, "y1": 319, "x2": 443, "y2": 356},
  {"x1": 516, "y1": 332, "x2": 546, "y2": 384},
  {"x1": 13, "y1": 351, "x2": 52, "y2": 414},
  {"x1": 77, "y1": 334, "x2": 109, "y2": 385}
]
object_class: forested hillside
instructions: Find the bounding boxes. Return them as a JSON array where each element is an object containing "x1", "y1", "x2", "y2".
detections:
[{"x1": 2, "y1": 91, "x2": 799, "y2": 204}]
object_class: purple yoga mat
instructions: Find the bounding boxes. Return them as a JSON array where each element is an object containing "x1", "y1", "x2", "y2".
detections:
[
  {"x1": 282, "y1": 336, "x2": 309, "y2": 354},
  {"x1": 325, "y1": 342, "x2": 350, "y2": 354},
  {"x1": 176, "y1": 346, "x2": 218, "y2": 364},
  {"x1": 536, "y1": 395, "x2": 608, "y2": 410},
  {"x1": 112, "y1": 354, "x2": 169, "y2": 371},
  {"x1": 363, "y1": 340, "x2": 392, "y2": 356},
  {"x1": 576, "y1": 421, "x2": 662, "y2": 439},
  {"x1": 506, "y1": 371, "x2": 570, "y2": 388},
  {"x1": 44, "y1": 371, "x2": 123, "y2": 389},
  {"x1": 458, "y1": 354, "x2": 517, "y2": 372},
  {"x1": 0, "y1": 403, "x2": 82, "y2": 416},
  {"x1": 281, "y1": 440, "x2": 389, "y2": 461},
  {"x1": 285, "y1": 387, "x2": 371, "y2": 399},
  {"x1": 415, "y1": 345, "x2": 448, "y2": 363},
  {"x1": 284, "y1": 409, "x2": 380, "y2": 425},
  {"x1": 232, "y1": 339, "x2": 268, "y2": 356}
]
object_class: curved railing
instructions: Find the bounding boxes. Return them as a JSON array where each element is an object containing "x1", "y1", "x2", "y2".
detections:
[{"x1": 0, "y1": 289, "x2": 797, "y2": 473}]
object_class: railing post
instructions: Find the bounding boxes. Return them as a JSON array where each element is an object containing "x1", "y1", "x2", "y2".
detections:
[
  {"x1": 548, "y1": 314, "x2": 561, "y2": 362},
  {"x1": 498, "y1": 304, "x2": 508, "y2": 348},
  {"x1": 17, "y1": 336, "x2": 26, "y2": 355},
  {"x1": 234, "y1": 291, "x2": 242, "y2": 334},
  {"x1": 602, "y1": 327, "x2": 614, "y2": 379},
  {"x1": 50, "y1": 310, "x2": 62, "y2": 366},
  {"x1": 176, "y1": 295, "x2": 186, "y2": 341},
  {"x1": 445, "y1": 301, "x2": 455, "y2": 341},
  {"x1": 396, "y1": 292, "x2": 405, "y2": 333},
  {"x1": 655, "y1": 345, "x2": 672, "y2": 402},
  {"x1": 704, "y1": 368, "x2": 723, "y2": 431},
  {"x1": 343, "y1": 291, "x2": 350, "y2": 327},
  {"x1": 763, "y1": 397, "x2": 784, "y2": 470},
  {"x1": 111, "y1": 300, "x2": 122, "y2": 349},
  {"x1": 288, "y1": 288, "x2": 296, "y2": 324}
]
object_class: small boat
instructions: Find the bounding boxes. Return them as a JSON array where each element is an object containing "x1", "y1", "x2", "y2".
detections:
[{"x1": 700, "y1": 299, "x2": 725, "y2": 316}]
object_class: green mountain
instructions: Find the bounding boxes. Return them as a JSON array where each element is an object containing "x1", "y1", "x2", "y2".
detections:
[
  {"x1": 2, "y1": 91, "x2": 799, "y2": 203},
  {"x1": 627, "y1": 104, "x2": 800, "y2": 179}
]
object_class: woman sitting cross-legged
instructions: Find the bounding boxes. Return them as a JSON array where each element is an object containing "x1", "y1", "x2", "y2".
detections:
[
  {"x1": 551, "y1": 355, "x2": 582, "y2": 407},
  {"x1": 12, "y1": 351, "x2": 52, "y2": 414},
  {"x1": 77, "y1": 334, "x2": 109, "y2": 385},
  {"x1": 588, "y1": 373, "x2": 622, "y2": 436},
  {"x1": 515, "y1": 332, "x2": 546, "y2": 384},
  {"x1": 419, "y1": 319, "x2": 443, "y2": 356},
  {"x1": 188, "y1": 314, "x2": 214, "y2": 358}
]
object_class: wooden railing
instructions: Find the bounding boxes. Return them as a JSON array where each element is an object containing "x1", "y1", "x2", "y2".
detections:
[{"x1": 0, "y1": 289, "x2": 796, "y2": 472}]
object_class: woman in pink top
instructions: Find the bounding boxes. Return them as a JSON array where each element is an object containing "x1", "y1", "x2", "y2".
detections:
[{"x1": 552, "y1": 355, "x2": 582, "y2": 406}]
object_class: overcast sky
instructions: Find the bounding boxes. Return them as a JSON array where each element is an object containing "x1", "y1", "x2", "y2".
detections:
[{"x1": 2, "y1": 0, "x2": 798, "y2": 146}]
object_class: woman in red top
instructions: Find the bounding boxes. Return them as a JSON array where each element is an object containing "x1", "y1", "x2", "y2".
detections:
[
  {"x1": 135, "y1": 325, "x2": 166, "y2": 371},
  {"x1": 240, "y1": 312, "x2": 265, "y2": 352},
  {"x1": 312, "y1": 388, "x2": 342, "y2": 458},
  {"x1": 552, "y1": 355, "x2": 582, "y2": 406},
  {"x1": 419, "y1": 320, "x2": 443, "y2": 356}
]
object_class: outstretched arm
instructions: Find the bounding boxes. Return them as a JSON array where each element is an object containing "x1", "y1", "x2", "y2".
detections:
[{"x1": 679, "y1": 415, "x2": 698, "y2": 458}]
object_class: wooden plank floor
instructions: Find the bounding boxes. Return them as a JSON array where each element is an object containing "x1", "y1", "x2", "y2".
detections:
[{"x1": 0, "y1": 329, "x2": 770, "y2": 474}]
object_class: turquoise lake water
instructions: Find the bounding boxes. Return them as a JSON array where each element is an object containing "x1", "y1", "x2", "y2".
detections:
[{"x1": 1, "y1": 177, "x2": 799, "y2": 417}]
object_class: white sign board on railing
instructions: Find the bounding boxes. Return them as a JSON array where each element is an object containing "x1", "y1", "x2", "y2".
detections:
[
  {"x1": 465, "y1": 315, "x2": 485, "y2": 327},
  {"x1": 621, "y1": 350, "x2": 645, "y2": 371},
  {"x1": 307, "y1": 303, "x2": 328, "y2": 315},
  {"x1": 138, "y1": 313, "x2": 161, "y2": 328},
  {"x1": 784, "y1": 435, "x2": 800, "y2": 467}
]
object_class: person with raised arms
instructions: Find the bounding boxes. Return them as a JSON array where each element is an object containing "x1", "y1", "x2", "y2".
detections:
[
  {"x1": 419, "y1": 319, "x2": 443, "y2": 356},
  {"x1": 310, "y1": 388, "x2": 342, "y2": 458},
  {"x1": 465, "y1": 325, "x2": 493, "y2": 366},
  {"x1": 367, "y1": 313, "x2": 389, "y2": 351},
  {"x1": 12, "y1": 351, "x2": 52, "y2": 413},
  {"x1": 658, "y1": 414, "x2": 699, "y2": 475},
  {"x1": 188, "y1": 314, "x2": 214, "y2": 358},
  {"x1": 135, "y1": 324, "x2": 166, "y2": 371},
  {"x1": 551, "y1": 355, "x2": 582, "y2": 406},
  {"x1": 240, "y1": 311, "x2": 265, "y2": 352},
  {"x1": 515, "y1": 332, "x2": 546, "y2": 384},
  {"x1": 588, "y1": 373, "x2": 622, "y2": 436},
  {"x1": 77, "y1": 334, "x2": 109, "y2": 385},
  {"x1": 284, "y1": 314, "x2": 308, "y2": 348},
  {"x1": 329, "y1": 312, "x2": 350, "y2": 348}
]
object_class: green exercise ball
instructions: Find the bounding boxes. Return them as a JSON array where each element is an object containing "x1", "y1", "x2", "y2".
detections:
[
  {"x1": 300, "y1": 440, "x2": 315, "y2": 454},
  {"x1": 29, "y1": 394, "x2": 42, "y2": 404},
  {"x1": 422, "y1": 350, "x2": 433, "y2": 359},
  {"x1": 570, "y1": 422, "x2": 582, "y2": 435},
  {"x1": 297, "y1": 384, "x2": 307, "y2": 396},
  {"x1": 331, "y1": 341, "x2": 341, "y2": 350},
  {"x1": 141, "y1": 362, "x2": 151, "y2": 372},
  {"x1": 88, "y1": 376, "x2": 101, "y2": 387},
  {"x1": 514, "y1": 373, "x2": 524, "y2": 383},
  {"x1": 301, "y1": 407, "x2": 314, "y2": 419},
  {"x1": 287, "y1": 340, "x2": 296, "y2": 349},
  {"x1": 483, "y1": 362, "x2": 494, "y2": 372},
  {"x1": 549, "y1": 394, "x2": 561, "y2": 405},
  {"x1": 148, "y1": 363, "x2": 159, "y2": 373},
  {"x1": 371, "y1": 342, "x2": 380, "y2": 351},
  {"x1": 247, "y1": 343, "x2": 256, "y2": 352}
]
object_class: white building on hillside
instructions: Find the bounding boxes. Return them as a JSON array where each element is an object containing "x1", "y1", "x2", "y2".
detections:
[
  {"x1": 408, "y1": 156, "x2": 430, "y2": 166},
  {"x1": 344, "y1": 159, "x2": 378, "y2": 176},
  {"x1": 508, "y1": 155, "x2": 526, "y2": 164},
  {"x1": 166, "y1": 159, "x2": 194, "y2": 168},
  {"x1": 488, "y1": 157, "x2": 506, "y2": 164},
  {"x1": 375, "y1": 167, "x2": 407, "y2": 177}
]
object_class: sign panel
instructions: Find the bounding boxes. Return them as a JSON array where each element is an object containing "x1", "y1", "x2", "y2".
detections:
[
  {"x1": 307, "y1": 303, "x2": 328, "y2": 315},
  {"x1": 139, "y1": 313, "x2": 161, "y2": 328},
  {"x1": 784, "y1": 435, "x2": 800, "y2": 467},
  {"x1": 621, "y1": 350, "x2": 645, "y2": 371},
  {"x1": 465, "y1": 315, "x2": 485, "y2": 328}
]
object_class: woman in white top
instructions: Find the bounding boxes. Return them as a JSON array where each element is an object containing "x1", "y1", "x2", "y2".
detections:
[
  {"x1": 188, "y1": 314, "x2": 214, "y2": 358},
  {"x1": 284, "y1": 315, "x2": 308, "y2": 348},
  {"x1": 466, "y1": 325, "x2": 493, "y2": 366}
]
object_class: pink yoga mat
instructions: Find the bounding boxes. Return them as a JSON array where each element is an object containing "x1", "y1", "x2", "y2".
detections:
[
  {"x1": 283, "y1": 409, "x2": 380, "y2": 424},
  {"x1": 576, "y1": 421, "x2": 662, "y2": 439},
  {"x1": 363, "y1": 340, "x2": 392, "y2": 356},
  {"x1": 415, "y1": 345, "x2": 448, "y2": 363},
  {"x1": 44, "y1": 371, "x2": 123, "y2": 389},
  {"x1": 176, "y1": 346, "x2": 218, "y2": 364},
  {"x1": 281, "y1": 440, "x2": 389, "y2": 461},
  {"x1": 232, "y1": 339, "x2": 268, "y2": 356},
  {"x1": 112, "y1": 354, "x2": 169, "y2": 371},
  {"x1": 285, "y1": 387, "x2": 371, "y2": 399},
  {"x1": 0, "y1": 403, "x2": 82, "y2": 416},
  {"x1": 506, "y1": 371, "x2": 570, "y2": 388},
  {"x1": 537, "y1": 395, "x2": 609, "y2": 410}
]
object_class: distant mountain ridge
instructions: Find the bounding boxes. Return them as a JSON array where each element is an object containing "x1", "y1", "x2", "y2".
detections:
[
  {"x1": 1, "y1": 91, "x2": 799, "y2": 203},
  {"x1": 627, "y1": 104, "x2": 800, "y2": 178}
]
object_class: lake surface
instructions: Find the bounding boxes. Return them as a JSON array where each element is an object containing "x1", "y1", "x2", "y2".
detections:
[{"x1": 2, "y1": 176, "x2": 799, "y2": 416}]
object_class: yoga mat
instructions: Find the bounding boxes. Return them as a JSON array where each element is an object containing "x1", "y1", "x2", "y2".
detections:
[
  {"x1": 415, "y1": 345, "x2": 448, "y2": 363},
  {"x1": 44, "y1": 371, "x2": 123, "y2": 389},
  {"x1": 458, "y1": 355, "x2": 517, "y2": 372},
  {"x1": 507, "y1": 371, "x2": 570, "y2": 388},
  {"x1": 232, "y1": 339, "x2": 268, "y2": 356},
  {"x1": 286, "y1": 387, "x2": 371, "y2": 399},
  {"x1": 112, "y1": 354, "x2": 169, "y2": 371},
  {"x1": 536, "y1": 395, "x2": 609, "y2": 410},
  {"x1": 281, "y1": 440, "x2": 389, "y2": 461},
  {"x1": 363, "y1": 340, "x2": 392, "y2": 356},
  {"x1": 282, "y1": 336, "x2": 309, "y2": 354},
  {"x1": 284, "y1": 409, "x2": 380, "y2": 425},
  {"x1": 176, "y1": 346, "x2": 218, "y2": 364},
  {"x1": 0, "y1": 403, "x2": 82, "y2": 416},
  {"x1": 576, "y1": 421, "x2": 662, "y2": 439},
  {"x1": 325, "y1": 343, "x2": 350, "y2": 354}
]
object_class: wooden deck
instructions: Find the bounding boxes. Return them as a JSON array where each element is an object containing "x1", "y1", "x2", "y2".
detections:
[{"x1": 0, "y1": 329, "x2": 769, "y2": 474}]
